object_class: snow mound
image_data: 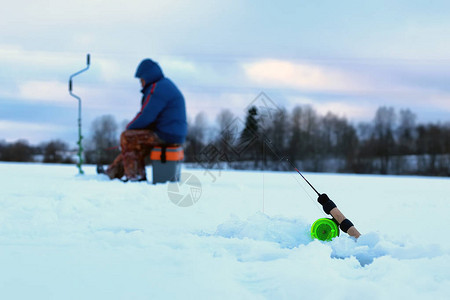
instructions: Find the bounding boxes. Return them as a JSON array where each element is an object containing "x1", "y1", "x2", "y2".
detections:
[
  {"x1": 213, "y1": 213, "x2": 446, "y2": 267},
  {"x1": 331, "y1": 232, "x2": 445, "y2": 266},
  {"x1": 214, "y1": 212, "x2": 311, "y2": 248}
]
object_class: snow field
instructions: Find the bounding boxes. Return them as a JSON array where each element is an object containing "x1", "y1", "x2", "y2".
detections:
[{"x1": 0, "y1": 162, "x2": 449, "y2": 299}]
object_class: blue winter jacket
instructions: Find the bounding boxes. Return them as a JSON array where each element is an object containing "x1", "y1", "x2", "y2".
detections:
[{"x1": 127, "y1": 59, "x2": 187, "y2": 144}]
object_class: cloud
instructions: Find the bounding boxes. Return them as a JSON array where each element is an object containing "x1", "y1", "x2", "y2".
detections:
[
  {"x1": 287, "y1": 96, "x2": 374, "y2": 121},
  {"x1": 243, "y1": 59, "x2": 372, "y2": 94},
  {"x1": 183, "y1": 90, "x2": 256, "y2": 120},
  {"x1": 15, "y1": 77, "x2": 137, "y2": 110},
  {"x1": 423, "y1": 93, "x2": 450, "y2": 112},
  {"x1": 159, "y1": 58, "x2": 198, "y2": 75},
  {"x1": 0, "y1": 120, "x2": 66, "y2": 143},
  {"x1": 0, "y1": 46, "x2": 75, "y2": 69},
  {"x1": 0, "y1": 120, "x2": 58, "y2": 131},
  {"x1": 18, "y1": 81, "x2": 70, "y2": 103},
  {"x1": 0, "y1": 45, "x2": 128, "y2": 83},
  {"x1": 315, "y1": 102, "x2": 374, "y2": 120},
  {"x1": 0, "y1": 0, "x2": 233, "y2": 34},
  {"x1": 95, "y1": 58, "x2": 126, "y2": 83}
]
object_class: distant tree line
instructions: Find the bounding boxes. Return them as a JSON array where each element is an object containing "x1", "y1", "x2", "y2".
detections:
[
  {"x1": 0, "y1": 115, "x2": 121, "y2": 165},
  {"x1": 184, "y1": 106, "x2": 450, "y2": 176},
  {"x1": 1, "y1": 108, "x2": 449, "y2": 176},
  {"x1": 0, "y1": 139, "x2": 75, "y2": 163}
]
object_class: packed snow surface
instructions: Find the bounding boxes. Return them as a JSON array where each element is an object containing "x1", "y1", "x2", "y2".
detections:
[{"x1": 0, "y1": 162, "x2": 449, "y2": 299}]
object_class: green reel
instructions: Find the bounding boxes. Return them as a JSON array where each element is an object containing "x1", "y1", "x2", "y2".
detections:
[{"x1": 311, "y1": 218, "x2": 340, "y2": 241}]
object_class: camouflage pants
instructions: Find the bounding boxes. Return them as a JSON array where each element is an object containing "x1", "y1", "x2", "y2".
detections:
[{"x1": 106, "y1": 130, "x2": 162, "y2": 181}]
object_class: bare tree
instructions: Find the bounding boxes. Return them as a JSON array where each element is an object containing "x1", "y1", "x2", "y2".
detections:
[
  {"x1": 85, "y1": 115, "x2": 120, "y2": 165},
  {"x1": 372, "y1": 106, "x2": 396, "y2": 174},
  {"x1": 267, "y1": 108, "x2": 289, "y2": 157},
  {"x1": 214, "y1": 109, "x2": 236, "y2": 161},
  {"x1": 185, "y1": 112, "x2": 209, "y2": 162},
  {"x1": 41, "y1": 140, "x2": 72, "y2": 163},
  {"x1": 288, "y1": 106, "x2": 305, "y2": 162},
  {"x1": 320, "y1": 112, "x2": 358, "y2": 171},
  {"x1": 216, "y1": 109, "x2": 235, "y2": 133},
  {"x1": 396, "y1": 109, "x2": 417, "y2": 155}
]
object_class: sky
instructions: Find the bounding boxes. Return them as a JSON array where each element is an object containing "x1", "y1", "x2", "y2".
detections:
[{"x1": 1, "y1": 0, "x2": 450, "y2": 145}]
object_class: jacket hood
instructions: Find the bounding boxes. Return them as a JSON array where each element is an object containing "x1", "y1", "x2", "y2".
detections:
[{"x1": 135, "y1": 59, "x2": 164, "y2": 84}]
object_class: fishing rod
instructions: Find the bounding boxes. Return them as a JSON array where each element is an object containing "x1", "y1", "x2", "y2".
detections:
[
  {"x1": 261, "y1": 135, "x2": 361, "y2": 240},
  {"x1": 285, "y1": 157, "x2": 320, "y2": 196},
  {"x1": 68, "y1": 54, "x2": 90, "y2": 174}
]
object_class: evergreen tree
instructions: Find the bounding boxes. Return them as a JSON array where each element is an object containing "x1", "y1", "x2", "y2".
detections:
[{"x1": 240, "y1": 106, "x2": 261, "y2": 166}]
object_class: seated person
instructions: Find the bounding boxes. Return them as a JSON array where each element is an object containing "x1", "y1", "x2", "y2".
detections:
[{"x1": 102, "y1": 59, "x2": 187, "y2": 181}]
